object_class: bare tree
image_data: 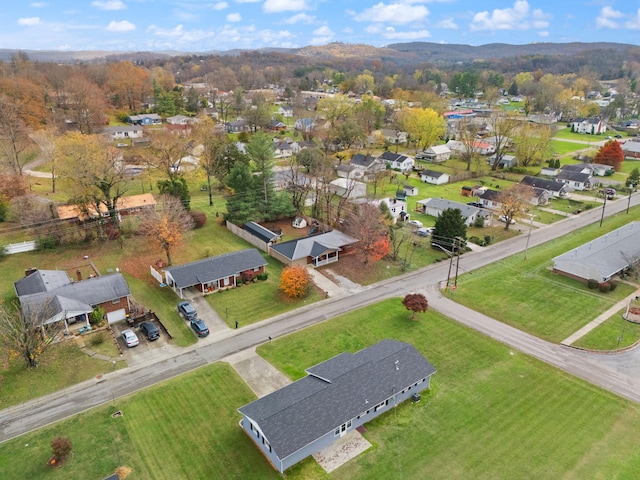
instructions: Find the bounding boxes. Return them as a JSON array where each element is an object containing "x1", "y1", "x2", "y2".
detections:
[
  {"x1": 345, "y1": 202, "x2": 390, "y2": 264},
  {"x1": 496, "y1": 185, "x2": 530, "y2": 230},
  {"x1": 0, "y1": 300, "x2": 60, "y2": 368},
  {"x1": 0, "y1": 94, "x2": 32, "y2": 176},
  {"x1": 488, "y1": 113, "x2": 519, "y2": 171}
]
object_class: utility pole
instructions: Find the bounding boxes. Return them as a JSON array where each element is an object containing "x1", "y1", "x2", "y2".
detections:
[
  {"x1": 454, "y1": 237, "x2": 461, "y2": 288},
  {"x1": 599, "y1": 192, "x2": 607, "y2": 227},
  {"x1": 627, "y1": 183, "x2": 636, "y2": 214},
  {"x1": 524, "y1": 214, "x2": 535, "y2": 260}
]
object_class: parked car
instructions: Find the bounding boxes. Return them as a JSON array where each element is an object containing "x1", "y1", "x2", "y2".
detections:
[
  {"x1": 121, "y1": 329, "x2": 139, "y2": 348},
  {"x1": 498, "y1": 215, "x2": 516, "y2": 225},
  {"x1": 415, "y1": 151, "x2": 429, "y2": 160},
  {"x1": 139, "y1": 321, "x2": 160, "y2": 341},
  {"x1": 615, "y1": 134, "x2": 623, "y2": 139},
  {"x1": 407, "y1": 219, "x2": 423, "y2": 228},
  {"x1": 467, "y1": 202, "x2": 483, "y2": 208},
  {"x1": 190, "y1": 319, "x2": 210, "y2": 337},
  {"x1": 414, "y1": 227, "x2": 434, "y2": 237},
  {"x1": 177, "y1": 301, "x2": 197, "y2": 321}
]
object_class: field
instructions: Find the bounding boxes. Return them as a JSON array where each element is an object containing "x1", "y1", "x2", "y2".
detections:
[
  {"x1": 4, "y1": 300, "x2": 640, "y2": 479},
  {"x1": 450, "y1": 206, "x2": 640, "y2": 343}
]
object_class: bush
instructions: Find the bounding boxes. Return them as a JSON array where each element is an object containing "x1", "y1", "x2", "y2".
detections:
[
  {"x1": 51, "y1": 436, "x2": 72, "y2": 461},
  {"x1": 473, "y1": 216, "x2": 485, "y2": 228},
  {"x1": 241, "y1": 271, "x2": 255, "y2": 284},
  {"x1": 587, "y1": 279, "x2": 599, "y2": 289},
  {"x1": 256, "y1": 272, "x2": 269, "y2": 281},
  {"x1": 484, "y1": 235, "x2": 492, "y2": 245},
  {"x1": 280, "y1": 265, "x2": 311, "y2": 298},
  {"x1": 609, "y1": 279, "x2": 618, "y2": 291},
  {"x1": 190, "y1": 210, "x2": 207, "y2": 228},
  {"x1": 90, "y1": 307, "x2": 105, "y2": 326},
  {"x1": 598, "y1": 282, "x2": 612, "y2": 293},
  {"x1": 0, "y1": 244, "x2": 7, "y2": 261},
  {"x1": 89, "y1": 332, "x2": 106, "y2": 346},
  {"x1": 37, "y1": 235, "x2": 59, "y2": 250}
]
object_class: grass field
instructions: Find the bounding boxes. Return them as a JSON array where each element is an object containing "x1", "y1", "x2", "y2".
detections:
[
  {"x1": 4, "y1": 300, "x2": 640, "y2": 479},
  {"x1": 573, "y1": 308, "x2": 640, "y2": 350},
  {"x1": 450, "y1": 207, "x2": 640, "y2": 343}
]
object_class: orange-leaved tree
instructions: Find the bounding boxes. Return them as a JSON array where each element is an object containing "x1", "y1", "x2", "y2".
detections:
[
  {"x1": 402, "y1": 293, "x2": 429, "y2": 320},
  {"x1": 280, "y1": 265, "x2": 311, "y2": 298},
  {"x1": 595, "y1": 140, "x2": 624, "y2": 171},
  {"x1": 345, "y1": 202, "x2": 390, "y2": 264}
]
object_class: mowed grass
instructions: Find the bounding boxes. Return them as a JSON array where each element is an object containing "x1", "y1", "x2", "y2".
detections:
[
  {"x1": 574, "y1": 309, "x2": 640, "y2": 350},
  {"x1": 450, "y1": 208, "x2": 640, "y2": 342},
  {"x1": 0, "y1": 363, "x2": 279, "y2": 480},
  {"x1": 0, "y1": 342, "x2": 125, "y2": 410},
  {"x1": 4, "y1": 300, "x2": 640, "y2": 479},
  {"x1": 258, "y1": 299, "x2": 640, "y2": 479}
]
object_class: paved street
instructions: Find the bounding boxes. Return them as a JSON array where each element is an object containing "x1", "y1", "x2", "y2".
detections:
[{"x1": 1, "y1": 191, "x2": 640, "y2": 443}]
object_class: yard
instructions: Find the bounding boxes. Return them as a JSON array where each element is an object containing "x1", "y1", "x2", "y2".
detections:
[
  {"x1": 4, "y1": 300, "x2": 640, "y2": 479},
  {"x1": 449, "y1": 207, "x2": 640, "y2": 343}
]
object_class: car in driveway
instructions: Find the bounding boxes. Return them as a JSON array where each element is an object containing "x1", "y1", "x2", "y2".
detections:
[
  {"x1": 121, "y1": 329, "x2": 139, "y2": 348},
  {"x1": 498, "y1": 215, "x2": 516, "y2": 225},
  {"x1": 190, "y1": 319, "x2": 210, "y2": 337},
  {"x1": 414, "y1": 227, "x2": 434, "y2": 237},
  {"x1": 177, "y1": 301, "x2": 197, "y2": 321},
  {"x1": 139, "y1": 321, "x2": 160, "y2": 341},
  {"x1": 407, "y1": 219, "x2": 423, "y2": 228}
]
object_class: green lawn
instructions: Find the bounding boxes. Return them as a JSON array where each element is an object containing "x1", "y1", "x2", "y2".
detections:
[
  {"x1": 450, "y1": 208, "x2": 640, "y2": 342},
  {"x1": 4, "y1": 300, "x2": 640, "y2": 479},
  {"x1": 573, "y1": 308, "x2": 640, "y2": 350},
  {"x1": 553, "y1": 126, "x2": 609, "y2": 142},
  {"x1": 548, "y1": 139, "x2": 591, "y2": 157},
  {"x1": 0, "y1": 342, "x2": 125, "y2": 410}
]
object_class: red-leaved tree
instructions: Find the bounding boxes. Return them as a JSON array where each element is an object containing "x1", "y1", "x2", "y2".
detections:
[
  {"x1": 402, "y1": 293, "x2": 429, "y2": 320},
  {"x1": 595, "y1": 140, "x2": 624, "y2": 171},
  {"x1": 345, "y1": 202, "x2": 390, "y2": 264}
]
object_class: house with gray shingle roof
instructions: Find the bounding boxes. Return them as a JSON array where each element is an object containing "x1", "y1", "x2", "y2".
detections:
[
  {"x1": 416, "y1": 198, "x2": 490, "y2": 226},
  {"x1": 269, "y1": 230, "x2": 358, "y2": 267},
  {"x1": 163, "y1": 248, "x2": 267, "y2": 298},
  {"x1": 556, "y1": 170, "x2": 594, "y2": 191},
  {"x1": 519, "y1": 176, "x2": 569, "y2": 198},
  {"x1": 237, "y1": 339, "x2": 436, "y2": 474},
  {"x1": 14, "y1": 270, "x2": 132, "y2": 331},
  {"x1": 552, "y1": 222, "x2": 640, "y2": 283}
]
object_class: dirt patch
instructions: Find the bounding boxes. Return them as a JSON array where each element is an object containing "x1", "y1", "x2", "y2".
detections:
[
  {"x1": 312, "y1": 430, "x2": 372, "y2": 473},
  {"x1": 318, "y1": 253, "x2": 383, "y2": 286}
]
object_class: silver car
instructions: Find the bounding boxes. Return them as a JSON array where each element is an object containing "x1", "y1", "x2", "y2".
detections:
[{"x1": 121, "y1": 329, "x2": 139, "y2": 348}]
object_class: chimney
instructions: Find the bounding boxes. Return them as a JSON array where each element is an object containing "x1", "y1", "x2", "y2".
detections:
[
  {"x1": 76, "y1": 270, "x2": 82, "y2": 281},
  {"x1": 25, "y1": 267, "x2": 37, "y2": 277}
]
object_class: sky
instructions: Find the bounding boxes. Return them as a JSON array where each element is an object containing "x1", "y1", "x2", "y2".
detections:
[{"x1": 1, "y1": 1, "x2": 640, "y2": 52}]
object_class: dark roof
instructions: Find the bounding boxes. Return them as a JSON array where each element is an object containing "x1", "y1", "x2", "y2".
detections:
[
  {"x1": 379, "y1": 151, "x2": 409, "y2": 163},
  {"x1": 164, "y1": 249, "x2": 267, "y2": 288},
  {"x1": 270, "y1": 230, "x2": 358, "y2": 261},
  {"x1": 519, "y1": 176, "x2": 566, "y2": 192},
  {"x1": 421, "y1": 169, "x2": 447, "y2": 178},
  {"x1": 244, "y1": 222, "x2": 280, "y2": 243},
  {"x1": 238, "y1": 339, "x2": 436, "y2": 460},
  {"x1": 350, "y1": 154, "x2": 377, "y2": 168},
  {"x1": 478, "y1": 189, "x2": 502, "y2": 201},
  {"x1": 14, "y1": 270, "x2": 71, "y2": 296},
  {"x1": 556, "y1": 171, "x2": 593, "y2": 183}
]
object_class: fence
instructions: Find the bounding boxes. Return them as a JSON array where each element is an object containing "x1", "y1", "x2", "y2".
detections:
[
  {"x1": 4, "y1": 240, "x2": 37, "y2": 255},
  {"x1": 225, "y1": 222, "x2": 270, "y2": 252}
]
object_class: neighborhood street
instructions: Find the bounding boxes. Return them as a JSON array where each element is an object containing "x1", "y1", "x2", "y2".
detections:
[{"x1": 1, "y1": 191, "x2": 640, "y2": 443}]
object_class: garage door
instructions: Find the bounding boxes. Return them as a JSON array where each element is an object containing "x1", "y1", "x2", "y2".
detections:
[{"x1": 107, "y1": 309, "x2": 126, "y2": 324}]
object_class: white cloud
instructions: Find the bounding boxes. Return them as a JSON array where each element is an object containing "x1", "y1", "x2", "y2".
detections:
[
  {"x1": 284, "y1": 13, "x2": 315, "y2": 24},
  {"x1": 436, "y1": 18, "x2": 458, "y2": 30},
  {"x1": 106, "y1": 20, "x2": 135, "y2": 32},
  {"x1": 596, "y1": 6, "x2": 623, "y2": 29},
  {"x1": 381, "y1": 27, "x2": 431, "y2": 40},
  {"x1": 147, "y1": 24, "x2": 216, "y2": 43},
  {"x1": 626, "y1": 9, "x2": 640, "y2": 30},
  {"x1": 18, "y1": 17, "x2": 41, "y2": 26},
  {"x1": 354, "y1": 3, "x2": 429, "y2": 24},
  {"x1": 537, "y1": 31, "x2": 549, "y2": 37},
  {"x1": 213, "y1": 2, "x2": 228, "y2": 10},
  {"x1": 235, "y1": 0, "x2": 259, "y2": 3},
  {"x1": 263, "y1": 0, "x2": 308, "y2": 13},
  {"x1": 470, "y1": 0, "x2": 549, "y2": 31},
  {"x1": 310, "y1": 25, "x2": 334, "y2": 45},
  {"x1": 91, "y1": 0, "x2": 126, "y2": 11},
  {"x1": 30, "y1": 2, "x2": 48, "y2": 7},
  {"x1": 227, "y1": 12, "x2": 242, "y2": 22}
]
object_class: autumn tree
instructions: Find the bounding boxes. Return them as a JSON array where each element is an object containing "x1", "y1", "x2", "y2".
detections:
[
  {"x1": 145, "y1": 129, "x2": 193, "y2": 181},
  {"x1": 353, "y1": 94, "x2": 385, "y2": 134},
  {"x1": 456, "y1": 117, "x2": 481, "y2": 171},
  {"x1": 56, "y1": 132, "x2": 129, "y2": 227},
  {"x1": 0, "y1": 299, "x2": 59, "y2": 368},
  {"x1": 64, "y1": 73, "x2": 108, "y2": 134},
  {"x1": 397, "y1": 107, "x2": 446, "y2": 152},
  {"x1": 107, "y1": 61, "x2": 152, "y2": 111},
  {"x1": 138, "y1": 195, "x2": 194, "y2": 266},
  {"x1": 345, "y1": 202, "x2": 390, "y2": 264},
  {"x1": 496, "y1": 185, "x2": 530, "y2": 230},
  {"x1": 50, "y1": 437, "x2": 73, "y2": 465},
  {"x1": 595, "y1": 140, "x2": 624, "y2": 172},
  {"x1": 280, "y1": 265, "x2": 312, "y2": 298},
  {"x1": 192, "y1": 116, "x2": 230, "y2": 206},
  {"x1": 402, "y1": 293, "x2": 429, "y2": 320},
  {"x1": 513, "y1": 124, "x2": 553, "y2": 167},
  {"x1": 0, "y1": 93, "x2": 32, "y2": 176}
]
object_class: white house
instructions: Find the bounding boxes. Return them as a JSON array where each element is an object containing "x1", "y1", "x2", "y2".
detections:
[
  {"x1": 103, "y1": 125, "x2": 143, "y2": 140},
  {"x1": 329, "y1": 178, "x2": 367, "y2": 198},
  {"x1": 571, "y1": 117, "x2": 606, "y2": 135},
  {"x1": 379, "y1": 151, "x2": 414, "y2": 171},
  {"x1": 420, "y1": 169, "x2": 450, "y2": 185},
  {"x1": 416, "y1": 198, "x2": 489, "y2": 227},
  {"x1": 294, "y1": 117, "x2": 316, "y2": 133},
  {"x1": 421, "y1": 145, "x2": 451, "y2": 163},
  {"x1": 358, "y1": 197, "x2": 407, "y2": 222},
  {"x1": 278, "y1": 105, "x2": 294, "y2": 118}
]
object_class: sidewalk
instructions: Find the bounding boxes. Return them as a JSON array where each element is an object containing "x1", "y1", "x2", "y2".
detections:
[{"x1": 561, "y1": 287, "x2": 640, "y2": 345}]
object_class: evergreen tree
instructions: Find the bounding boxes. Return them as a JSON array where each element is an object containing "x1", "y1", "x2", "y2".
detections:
[
  {"x1": 224, "y1": 163, "x2": 257, "y2": 225},
  {"x1": 508, "y1": 80, "x2": 518, "y2": 96},
  {"x1": 432, "y1": 208, "x2": 467, "y2": 252},
  {"x1": 157, "y1": 176, "x2": 191, "y2": 210},
  {"x1": 627, "y1": 167, "x2": 640, "y2": 187}
]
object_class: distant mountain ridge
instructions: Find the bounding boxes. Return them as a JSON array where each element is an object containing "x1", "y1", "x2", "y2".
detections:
[{"x1": 1, "y1": 41, "x2": 638, "y2": 66}]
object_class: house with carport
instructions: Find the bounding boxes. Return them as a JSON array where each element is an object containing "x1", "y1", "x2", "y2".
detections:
[
  {"x1": 237, "y1": 339, "x2": 436, "y2": 474},
  {"x1": 14, "y1": 269, "x2": 132, "y2": 332},
  {"x1": 552, "y1": 222, "x2": 640, "y2": 283},
  {"x1": 269, "y1": 230, "x2": 358, "y2": 267},
  {"x1": 162, "y1": 248, "x2": 267, "y2": 298}
]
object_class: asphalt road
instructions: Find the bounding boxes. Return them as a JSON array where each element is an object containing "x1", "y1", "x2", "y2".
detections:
[{"x1": 1, "y1": 191, "x2": 640, "y2": 443}]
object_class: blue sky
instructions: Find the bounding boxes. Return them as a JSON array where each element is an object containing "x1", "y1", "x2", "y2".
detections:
[{"x1": 2, "y1": 1, "x2": 640, "y2": 52}]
